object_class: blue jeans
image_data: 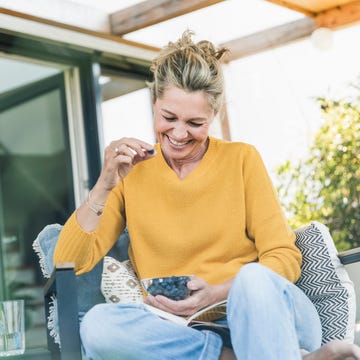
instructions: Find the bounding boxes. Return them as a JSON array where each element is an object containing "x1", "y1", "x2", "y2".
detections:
[{"x1": 80, "y1": 263, "x2": 322, "y2": 360}]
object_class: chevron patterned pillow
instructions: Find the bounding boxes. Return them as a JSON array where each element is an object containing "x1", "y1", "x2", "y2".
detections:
[{"x1": 295, "y1": 221, "x2": 356, "y2": 345}]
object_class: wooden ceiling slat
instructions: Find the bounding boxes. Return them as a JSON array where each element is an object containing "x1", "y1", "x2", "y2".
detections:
[
  {"x1": 266, "y1": 0, "x2": 315, "y2": 16},
  {"x1": 315, "y1": 0, "x2": 360, "y2": 28},
  {"x1": 110, "y1": 0, "x2": 224, "y2": 35},
  {"x1": 220, "y1": 17, "x2": 316, "y2": 62},
  {"x1": 268, "y1": 0, "x2": 355, "y2": 13}
]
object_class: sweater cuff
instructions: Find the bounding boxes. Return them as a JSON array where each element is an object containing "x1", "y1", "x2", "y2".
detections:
[{"x1": 54, "y1": 211, "x2": 96, "y2": 273}]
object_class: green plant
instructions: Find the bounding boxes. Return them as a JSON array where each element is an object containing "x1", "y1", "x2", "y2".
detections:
[{"x1": 277, "y1": 92, "x2": 360, "y2": 251}]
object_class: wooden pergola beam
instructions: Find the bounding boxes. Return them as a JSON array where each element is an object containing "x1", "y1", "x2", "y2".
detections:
[
  {"x1": 219, "y1": 101, "x2": 231, "y2": 141},
  {"x1": 110, "y1": 0, "x2": 224, "y2": 35},
  {"x1": 220, "y1": 17, "x2": 316, "y2": 62},
  {"x1": 314, "y1": 0, "x2": 360, "y2": 28}
]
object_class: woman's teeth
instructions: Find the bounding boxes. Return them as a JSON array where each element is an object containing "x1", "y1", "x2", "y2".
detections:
[{"x1": 168, "y1": 137, "x2": 188, "y2": 146}]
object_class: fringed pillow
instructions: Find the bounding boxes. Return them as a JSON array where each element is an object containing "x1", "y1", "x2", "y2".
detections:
[{"x1": 33, "y1": 224, "x2": 131, "y2": 348}]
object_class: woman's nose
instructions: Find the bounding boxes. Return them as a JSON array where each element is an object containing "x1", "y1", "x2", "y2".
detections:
[{"x1": 172, "y1": 123, "x2": 188, "y2": 139}]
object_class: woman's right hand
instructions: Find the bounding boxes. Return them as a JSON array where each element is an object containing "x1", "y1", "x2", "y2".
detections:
[{"x1": 98, "y1": 137, "x2": 155, "y2": 192}]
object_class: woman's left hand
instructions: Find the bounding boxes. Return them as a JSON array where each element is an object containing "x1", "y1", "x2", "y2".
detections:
[{"x1": 144, "y1": 276, "x2": 223, "y2": 316}]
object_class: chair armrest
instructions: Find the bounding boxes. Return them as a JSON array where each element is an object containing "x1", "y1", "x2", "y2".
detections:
[
  {"x1": 338, "y1": 247, "x2": 360, "y2": 265},
  {"x1": 44, "y1": 263, "x2": 82, "y2": 360}
]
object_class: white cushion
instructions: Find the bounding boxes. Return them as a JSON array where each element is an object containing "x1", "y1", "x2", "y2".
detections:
[{"x1": 295, "y1": 221, "x2": 356, "y2": 344}]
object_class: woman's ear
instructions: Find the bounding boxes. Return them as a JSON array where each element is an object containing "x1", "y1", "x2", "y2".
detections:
[{"x1": 151, "y1": 94, "x2": 157, "y2": 106}]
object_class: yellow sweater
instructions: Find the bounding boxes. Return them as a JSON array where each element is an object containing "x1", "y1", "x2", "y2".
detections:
[{"x1": 55, "y1": 137, "x2": 301, "y2": 284}]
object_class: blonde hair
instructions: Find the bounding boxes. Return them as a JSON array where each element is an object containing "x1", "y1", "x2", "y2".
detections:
[{"x1": 148, "y1": 30, "x2": 228, "y2": 114}]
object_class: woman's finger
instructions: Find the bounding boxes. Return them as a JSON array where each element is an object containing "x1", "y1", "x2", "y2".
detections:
[
  {"x1": 114, "y1": 144, "x2": 136, "y2": 160},
  {"x1": 187, "y1": 277, "x2": 206, "y2": 291},
  {"x1": 111, "y1": 138, "x2": 154, "y2": 158}
]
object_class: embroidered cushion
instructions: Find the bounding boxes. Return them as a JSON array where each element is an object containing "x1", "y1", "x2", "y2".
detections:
[
  {"x1": 101, "y1": 256, "x2": 143, "y2": 303},
  {"x1": 295, "y1": 221, "x2": 356, "y2": 344}
]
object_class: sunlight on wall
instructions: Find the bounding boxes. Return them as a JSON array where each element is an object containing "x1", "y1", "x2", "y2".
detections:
[{"x1": 101, "y1": 88, "x2": 155, "y2": 147}]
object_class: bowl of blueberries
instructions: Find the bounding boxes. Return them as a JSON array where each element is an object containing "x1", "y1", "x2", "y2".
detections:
[{"x1": 141, "y1": 275, "x2": 192, "y2": 301}]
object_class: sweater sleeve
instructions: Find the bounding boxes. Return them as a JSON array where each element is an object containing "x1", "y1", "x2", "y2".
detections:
[
  {"x1": 243, "y1": 146, "x2": 301, "y2": 282},
  {"x1": 54, "y1": 183, "x2": 126, "y2": 275}
]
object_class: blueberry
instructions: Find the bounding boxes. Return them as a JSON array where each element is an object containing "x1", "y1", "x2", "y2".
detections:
[{"x1": 147, "y1": 276, "x2": 191, "y2": 300}]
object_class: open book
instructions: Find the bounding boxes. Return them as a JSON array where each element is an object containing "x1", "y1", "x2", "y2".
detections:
[
  {"x1": 144, "y1": 300, "x2": 227, "y2": 326},
  {"x1": 145, "y1": 300, "x2": 230, "y2": 346}
]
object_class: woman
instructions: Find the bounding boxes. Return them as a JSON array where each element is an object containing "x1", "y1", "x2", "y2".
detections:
[{"x1": 54, "y1": 31, "x2": 360, "y2": 360}]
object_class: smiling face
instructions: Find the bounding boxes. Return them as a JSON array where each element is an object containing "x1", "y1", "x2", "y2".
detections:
[{"x1": 153, "y1": 86, "x2": 215, "y2": 166}]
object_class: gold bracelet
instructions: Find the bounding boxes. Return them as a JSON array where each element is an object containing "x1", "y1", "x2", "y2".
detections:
[
  {"x1": 85, "y1": 199, "x2": 103, "y2": 216},
  {"x1": 85, "y1": 190, "x2": 105, "y2": 216},
  {"x1": 88, "y1": 190, "x2": 106, "y2": 207}
]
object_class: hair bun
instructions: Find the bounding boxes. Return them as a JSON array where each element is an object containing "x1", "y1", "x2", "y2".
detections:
[
  {"x1": 148, "y1": 30, "x2": 226, "y2": 113},
  {"x1": 197, "y1": 40, "x2": 228, "y2": 62},
  {"x1": 172, "y1": 30, "x2": 228, "y2": 62}
]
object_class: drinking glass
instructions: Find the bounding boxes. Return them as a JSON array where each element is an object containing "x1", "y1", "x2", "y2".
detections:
[{"x1": 0, "y1": 300, "x2": 25, "y2": 356}]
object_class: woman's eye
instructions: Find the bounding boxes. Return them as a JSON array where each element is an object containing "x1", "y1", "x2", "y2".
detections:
[
  {"x1": 164, "y1": 116, "x2": 176, "y2": 122},
  {"x1": 189, "y1": 122, "x2": 203, "y2": 127}
]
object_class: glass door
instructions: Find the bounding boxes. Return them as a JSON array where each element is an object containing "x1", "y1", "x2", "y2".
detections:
[{"x1": 0, "y1": 56, "x2": 74, "y2": 349}]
